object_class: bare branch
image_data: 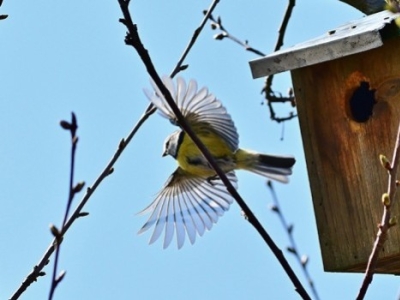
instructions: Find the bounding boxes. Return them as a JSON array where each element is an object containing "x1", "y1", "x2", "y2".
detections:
[
  {"x1": 206, "y1": 1, "x2": 297, "y2": 124},
  {"x1": 273, "y1": 0, "x2": 296, "y2": 52},
  {"x1": 206, "y1": 12, "x2": 266, "y2": 57},
  {"x1": 0, "y1": 0, "x2": 7, "y2": 20},
  {"x1": 48, "y1": 113, "x2": 83, "y2": 300},
  {"x1": 267, "y1": 181, "x2": 320, "y2": 300},
  {"x1": 356, "y1": 121, "x2": 400, "y2": 299},
  {"x1": 9, "y1": 2, "x2": 220, "y2": 299},
  {"x1": 263, "y1": 0, "x2": 297, "y2": 123},
  {"x1": 170, "y1": 0, "x2": 220, "y2": 78},
  {"x1": 9, "y1": 104, "x2": 156, "y2": 300},
  {"x1": 118, "y1": 1, "x2": 310, "y2": 299}
]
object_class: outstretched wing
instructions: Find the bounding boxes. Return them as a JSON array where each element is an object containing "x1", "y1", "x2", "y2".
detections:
[
  {"x1": 144, "y1": 76, "x2": 239, "y2": 151},
  {"x1": 138, "y1": 168, "x2": 238, "y2": 249}
]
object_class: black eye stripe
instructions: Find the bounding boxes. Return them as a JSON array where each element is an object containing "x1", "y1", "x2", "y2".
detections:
[{"x1": 174, "y1": 131, "x2": 185, "y2": 158}]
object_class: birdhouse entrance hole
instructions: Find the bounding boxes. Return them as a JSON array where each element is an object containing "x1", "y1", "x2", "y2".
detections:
[{"x1": 349, "y1": 81, "x2": 376, "y2": 122}]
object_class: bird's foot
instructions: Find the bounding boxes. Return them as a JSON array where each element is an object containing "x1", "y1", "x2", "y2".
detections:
[{"x1": 206, "y1": 175, "x2": 220, "y2": 186}]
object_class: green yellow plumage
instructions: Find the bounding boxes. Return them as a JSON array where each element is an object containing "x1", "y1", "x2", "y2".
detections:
[{"x1": 139, "y1": 76, "x2": 295, "y2": 249}]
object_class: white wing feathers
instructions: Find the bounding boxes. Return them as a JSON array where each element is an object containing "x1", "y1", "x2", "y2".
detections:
[
  {"x1": 140, "y1": 76, "x2": 240, "y2": 249},
  {"x1": 144, "y1": 76, "x2": 239, "y2": 151},
  {"x1": 138, "y1": 171, "x2": 238, "y2": 249}
]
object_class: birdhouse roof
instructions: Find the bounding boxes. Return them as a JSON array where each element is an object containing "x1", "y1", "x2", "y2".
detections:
[{"x1": 249, "y1": 10, "x2": 400, "y2": 78}]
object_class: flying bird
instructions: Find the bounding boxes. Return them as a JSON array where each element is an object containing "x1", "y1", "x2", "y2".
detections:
[{"x1": 138, "y1": 76, "x2": 295, "y2": 249}]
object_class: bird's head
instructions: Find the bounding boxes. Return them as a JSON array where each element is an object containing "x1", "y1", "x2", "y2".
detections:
[{"x1": 162, "y1": 130, "x2": 182, "y2": 159}]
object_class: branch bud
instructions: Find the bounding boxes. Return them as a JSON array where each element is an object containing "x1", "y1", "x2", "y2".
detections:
[
  {"x1": 269, "y1": 204, "x2": 279, "y2": 213},
  {"x1": 107, "y1": 167, "x2": 114, "y2": 176},
  {"x1": 288, "y1": 87, "x2": 294, "y2": 97},
  {"x1": 73, "y1": 181, "x2": 85, "y2": 194},
  {"x1": 389, "y1": 216, "x2": 397, "y2": 227},
  {"x1": 379, "y1": 154, "x2": 392, "y2": 170},
  {"x1": 287, "y1": 224, "x2": 294, "y2": 234},
  {"x1": 119, "y1": 138, "x2": 126, "y2": 150},
  {"x1": 60, "y1": 120, "x2": 73, "y2": 130},
  {"x1": 56, "y1": 270, "x2": 66, "y2": 283},
  {"x1": 49, "y1": 224, "x2": 60, "y2": 238},
  {"x1": 213, "y1": 33, "x2": 225, "y2": 40},
  {"x1": 301, "y1": 255, "x2": 309, "y2": 266},
  {"x1": 78, "y1": 212, "x2": 89, "y2": 218},
  {"x1": 382, "y1": 193, "x2": 390, "y2": 207}
]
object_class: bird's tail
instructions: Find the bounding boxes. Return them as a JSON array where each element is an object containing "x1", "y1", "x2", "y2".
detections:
[{"x1": 235, "y1": 149, "x2": 295, "y2": 183}]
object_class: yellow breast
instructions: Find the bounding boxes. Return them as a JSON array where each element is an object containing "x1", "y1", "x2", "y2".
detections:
[{"x1": 176, "y1": 128, "x2": 235, "y2": 177}]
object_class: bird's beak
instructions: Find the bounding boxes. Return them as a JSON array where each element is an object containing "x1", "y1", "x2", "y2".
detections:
[{"x1": 162, "y1": 150, "x2": 168, "y2": 157}]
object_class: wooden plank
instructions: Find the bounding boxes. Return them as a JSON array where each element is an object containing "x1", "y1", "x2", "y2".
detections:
[{"x1": 292, "y1": 37, "x2": 400, "y2": 272}]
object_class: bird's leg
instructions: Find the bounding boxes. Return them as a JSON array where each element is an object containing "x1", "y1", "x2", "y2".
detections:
[{"x1": 206, "y1": 174, "x2": 220, "y2": 186}]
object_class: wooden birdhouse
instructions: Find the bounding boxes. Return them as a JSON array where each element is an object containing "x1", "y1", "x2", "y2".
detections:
[{"x1": 249, "y1": 11, "x2": 400, "y2": 273}]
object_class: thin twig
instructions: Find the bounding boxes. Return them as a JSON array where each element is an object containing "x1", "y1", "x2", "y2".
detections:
[
  {"x1": 118, "y1": 1, "x2": 311, "y2": 299},
  {"x1": 207, "y1": 13, "x2": 266, "y2": 57},
  {"x1": 48, "y1": 113, "x2": 81, "y2": 300},
  {"x1": 356, "y1": 121, "x2": 400, "y2": 300},
  {"x1": 267, "y1": 181, "x2": 320, "y2": 300},
  {"x1": 206, "y1": 2, "x2": 296, "y2": 123},
  {"x1": 170, "y1": 0, "x2": 219, "y2": 78},
  {"x1": 146, "y1": 0, "x2": 221, "y2": 113},
  {"x1": 273, "y1": 0, "x2": 296, "y2": 52},
  {"x1": 264, "y1": 0, "x2": 296, "y2": 88},
  {"x1": 9, "y1": 105, "x2": 155, "y2": 300},
  {"x1": 0, "y1": 0, "x2": 8, "y2": 20},
  {"x1": 10, "y1": 2, "x2": 219, "y2": 298},
  {"x1": 263, "y1": 0, "x2": 296, "y2": 123}
]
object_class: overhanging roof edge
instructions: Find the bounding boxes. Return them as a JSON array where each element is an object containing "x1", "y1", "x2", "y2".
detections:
[{"x1": 249, "y1": 10, "x2": 400, "y2": 79}]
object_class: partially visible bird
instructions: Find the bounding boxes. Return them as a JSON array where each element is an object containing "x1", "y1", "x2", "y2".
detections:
[{"x1": 138, "y1": 76, "x2": 295, "y2": 249}]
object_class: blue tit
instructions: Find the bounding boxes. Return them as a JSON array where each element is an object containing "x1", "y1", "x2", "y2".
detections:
[{"x1": 138, "y1": 76, "x2": 295, "y2": 249}]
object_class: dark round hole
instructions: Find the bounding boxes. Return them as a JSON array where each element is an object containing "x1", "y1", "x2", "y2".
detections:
[{"x1": 349, "y1": 81, "x2": 376, "y2": 122}]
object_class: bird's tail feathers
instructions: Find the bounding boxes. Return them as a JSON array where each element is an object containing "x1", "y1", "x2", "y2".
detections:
[{"x1": 236, "y1": 149, "x2": 295, "y2": 183}]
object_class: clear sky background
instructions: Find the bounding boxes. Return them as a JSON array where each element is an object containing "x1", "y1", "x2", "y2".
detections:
[{"x1": 1, "y1": 1, "x2": 399, "y2": 299}]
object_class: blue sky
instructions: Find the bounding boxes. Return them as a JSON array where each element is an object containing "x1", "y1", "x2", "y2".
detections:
[{"x1": 1, "y1": 1, "x2": 399, "y2": 299}]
